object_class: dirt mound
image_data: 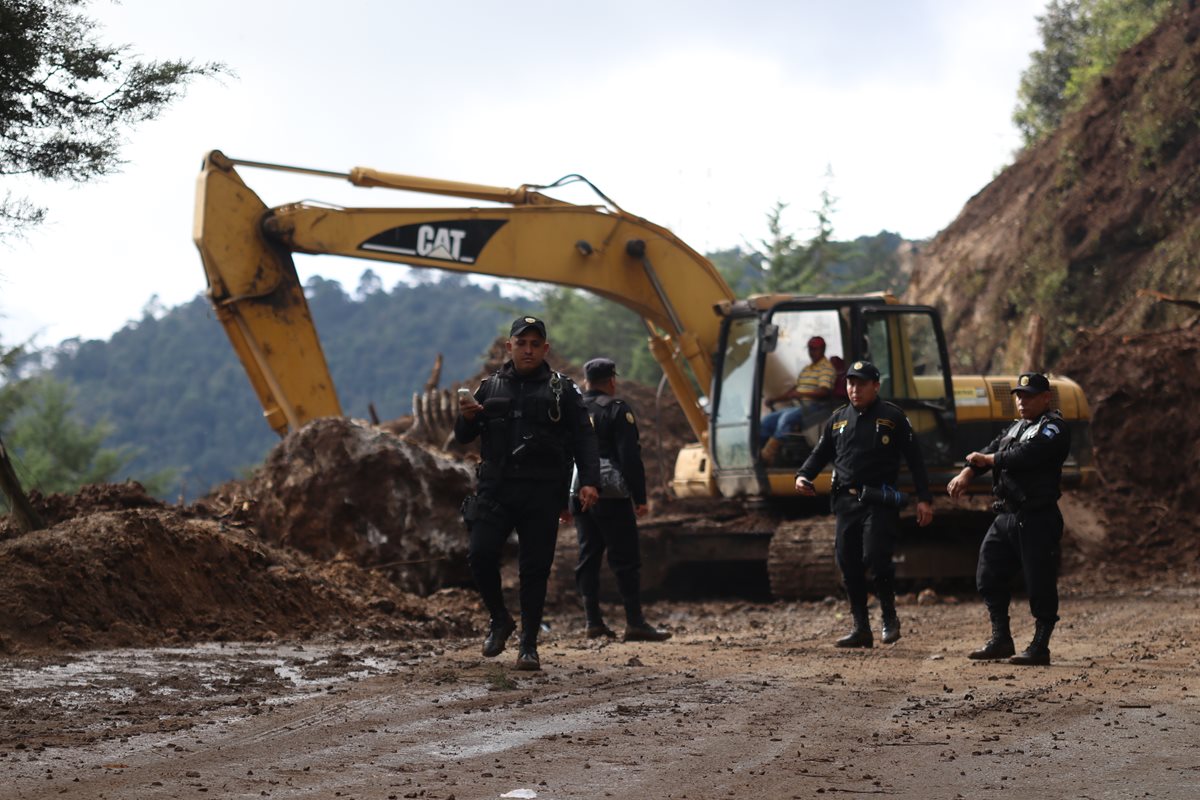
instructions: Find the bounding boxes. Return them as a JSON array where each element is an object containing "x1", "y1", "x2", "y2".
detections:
[
  {"x1": 908, "y1": 4, "x2": 1200, "y2": 373},
  {"x1": 0, "y1": 480, "x2": 164, "y2": 539},
  {"x1": 0, "y1": 507, "x2": 477, "y2": 655},
  {"x1": 1057, "y1": 321, "x2": 1200, "y2": 572},
  {"x1": 252, "y1": 417, "x2": 475, "y2": 594}
]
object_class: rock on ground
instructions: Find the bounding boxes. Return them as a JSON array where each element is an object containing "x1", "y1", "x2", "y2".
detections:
[{"x1": 253, "y1": 417, "x2": 475, "y2": 594}]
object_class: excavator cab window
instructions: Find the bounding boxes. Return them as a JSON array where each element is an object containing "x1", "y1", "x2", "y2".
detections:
[
  {"x1": 860, "y1": 306, "x2": 956, "y2": 466},
  {"x1": 756, "y1": 308, "x2": 847, "y2": 468},
  {"x1": 711, "y1": 315, "x2": 760, "y2": 477}
]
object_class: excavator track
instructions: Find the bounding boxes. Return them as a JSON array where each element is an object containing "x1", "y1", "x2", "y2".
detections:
[{"x1": 767, "y1": 516, "x2": 841, "y2": 600}]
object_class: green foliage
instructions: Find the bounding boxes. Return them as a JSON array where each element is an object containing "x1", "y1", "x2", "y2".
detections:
[
  {"x1": 706, "y1": 247, "x2": 765, "y2": 295},
  {"x1": 1, "y1": 338, "x2": 151, "y2": 501},
  {"x1": 0, "y1": 0, "x2": 224, "y2": 237},
  {"x1": 756, "y1": 182, "x2": 841, "y2": 295},
  {"x1": 742, "y1": 173, "x2": 911, "y2": 298},
  {"x1": 2, "y1": 376, "x2": 139, "y2": 494},
  {"x1": 1014, "y1": 0, "x2": 1089, "y2": 145},
  {"x1": 1067, "y1": 0, "x2": 1175, "y2": 97},
  {"x1": 44, "y1": 275, "x2": 524, "y2": 500},
  {"x1": 758, "y1": 201, "x2": 803, "y2": 293},
  {"x1": 1014, "y1": 0, "x2": 1174, "y2": 146},
  {"x1": 538, "y1": 288, "x2": 661, "y2": 385}
]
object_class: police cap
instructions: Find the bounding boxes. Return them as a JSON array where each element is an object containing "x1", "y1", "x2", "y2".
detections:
[
  {"x1": 1011, "y1": 372, "x2": 1051, "y2": 394},
  {"x1": 584, "y1": 357, "x2": 618, "y2": 382},
  {"x1": 509, "y1": 316, "x2": 547, "y2": 339},
  {"x1": 845, "y1": 360, "x2": 881, "y2": 381}
]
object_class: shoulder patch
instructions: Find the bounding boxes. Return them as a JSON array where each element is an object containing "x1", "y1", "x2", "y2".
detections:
[
  {"x1": 626, "y1": 411, "x2": 635, "y2": 424},
  {"x1": 1042, "y1": 423, "x2": 1060, "y2": 438}
]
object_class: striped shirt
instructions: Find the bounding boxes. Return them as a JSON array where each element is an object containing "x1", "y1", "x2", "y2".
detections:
[{"x1": 795, "y1": 357, "x2": 836, "y2": 398}]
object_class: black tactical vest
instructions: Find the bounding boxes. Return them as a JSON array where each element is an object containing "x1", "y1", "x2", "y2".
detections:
[{"x1": 477, "y1": 368, "x2": 570, "y2": 480}]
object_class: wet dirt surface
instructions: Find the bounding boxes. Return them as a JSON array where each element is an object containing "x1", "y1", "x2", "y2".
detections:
[{"x1": 3, "y1": 578, "x2": 1197, "y2": 800}]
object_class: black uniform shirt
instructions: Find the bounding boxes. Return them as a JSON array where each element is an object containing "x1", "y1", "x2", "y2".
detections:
[
  {"x1": 454, "y1": 361, "x2": 601, "y2": 489},
  {"x1": 796, "y1": 398, "x2": 933, "y2": 503},
  {"x1": 969, "y1": 410, "x2": 1070, "y2": 509},
  {"x1": 583, "y1": 389, "x2": 648, "y2": 505}
]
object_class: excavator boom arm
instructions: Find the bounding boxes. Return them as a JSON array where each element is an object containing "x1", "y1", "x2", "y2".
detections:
[{"x1": 194, "y1": 151, "x2": 735, "y2": 440}]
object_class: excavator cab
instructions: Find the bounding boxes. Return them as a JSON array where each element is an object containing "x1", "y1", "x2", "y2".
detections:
[{"x1": 708, "y1": 296, "x2": 957, "y2": 499}]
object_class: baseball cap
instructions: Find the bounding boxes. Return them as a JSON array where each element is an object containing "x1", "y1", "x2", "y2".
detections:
[
  {"x1": 509, "y1": 316, "x2": 547, "y2": 339},
  {"x1": 1011, "y1": 372, "x2": 1051, "y2": 394},
  {"x1": 845, "y1": 360, "x2": 881, "y2": 381},
  {"x1": 807, "y1": 336, "x2": 826, "y2": 348},
  {"x1": 583, "y1": 357, "x2": 618, "y2": 382}
]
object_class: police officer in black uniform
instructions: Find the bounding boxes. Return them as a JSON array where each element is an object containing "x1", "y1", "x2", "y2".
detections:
[
  {"x1": 795, "y1": 360, "x2": 934, "y2": 648},
  {"x1": 572, "y1": 358, "x2": 671, "y2": 643},
  {"x1": 455, "y1": 316, "x2": 601, "y2": 671},
  {"x1": 948, "y1": 372, "x2": 1070, "y2": 666}
]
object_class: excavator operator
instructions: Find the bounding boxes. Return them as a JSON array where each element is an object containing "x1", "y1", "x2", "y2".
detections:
[{"x1": 454, "y1": 316, "x2": 601, "y2": 671}]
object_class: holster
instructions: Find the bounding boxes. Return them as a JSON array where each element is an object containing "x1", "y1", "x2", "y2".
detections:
[{"x1": 461, "y1": 493, "x2": 504, "y2": 525}]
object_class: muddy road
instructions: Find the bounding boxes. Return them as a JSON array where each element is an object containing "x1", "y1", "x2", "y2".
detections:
[{"x1": 2, "y1": 580, "x2": 1197, "y2": 800}]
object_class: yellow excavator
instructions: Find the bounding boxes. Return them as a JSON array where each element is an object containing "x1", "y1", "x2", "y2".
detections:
[{"x1": 193, "y1": 151, "x2": 1097, "y2": 597}]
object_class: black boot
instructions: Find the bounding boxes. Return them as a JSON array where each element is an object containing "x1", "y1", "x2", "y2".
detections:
[
  {"x1": 836, "y1": 607, "x2": 873, "y2": 648},
  {"x1": 624, "y1": 621, "x2": 672, "y2": 642},
  {"x1": 968, "y1": 611, "x2": 1015, "y2": 660},
  {"x1": 876, "y1": 578, "x2": 901, "y2": 644},
  {"x1": 514, "y1": 630, "x2": 542, "y2": 671},
  {"x1": 1010, "y1": 619, "x2": 1055, "y2": 666},
  {"x1": 582, "y1": 596, "x2": 616, "y2": 639},
  {"x1": 481, "y1": 616, "x2": 516, "y2": 658},
  {"x1": 617, "y1": 569, "x2": 671, "y2": 642}
]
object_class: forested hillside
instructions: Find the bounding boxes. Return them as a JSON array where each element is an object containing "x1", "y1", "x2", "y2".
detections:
[{"x1": 47, "y1": 275, "x2": 524, "y2": 499}]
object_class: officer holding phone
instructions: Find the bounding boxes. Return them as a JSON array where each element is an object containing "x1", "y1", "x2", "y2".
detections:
[
  {"x1": 795, "y1": 360, "x2": 933, "y2": 648},
  {"x1": 455, "y1": 316, "x2": 600, "y2": 671}
]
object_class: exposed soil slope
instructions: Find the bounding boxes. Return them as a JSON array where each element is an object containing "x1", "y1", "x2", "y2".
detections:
[{"x1": 1057, "y1": 320, "x2": 1200, "y2": 571}]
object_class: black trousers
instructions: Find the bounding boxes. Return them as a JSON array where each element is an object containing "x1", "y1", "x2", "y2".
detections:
[
  {"x1": 833, "y1": 494, "x2": 899, "y2": 610},
  {"x1": 466, "y1": 479, "x2": 562, "y2": 645},
  {"x1": 976, "y1": 506, "x2": 1062, "y2": 623},
  {"x1": 573, "y1": 498, "x2": 642, "y2": 622}
]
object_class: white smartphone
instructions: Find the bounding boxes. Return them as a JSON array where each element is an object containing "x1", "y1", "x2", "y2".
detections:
[{"x1": 457, "y1": 388, "x2": 474, "y2": 402}]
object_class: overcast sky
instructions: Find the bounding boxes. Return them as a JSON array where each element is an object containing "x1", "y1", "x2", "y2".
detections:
[{"x1": 0, "y1": 0, "x2": 1048, "y2": 348}]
